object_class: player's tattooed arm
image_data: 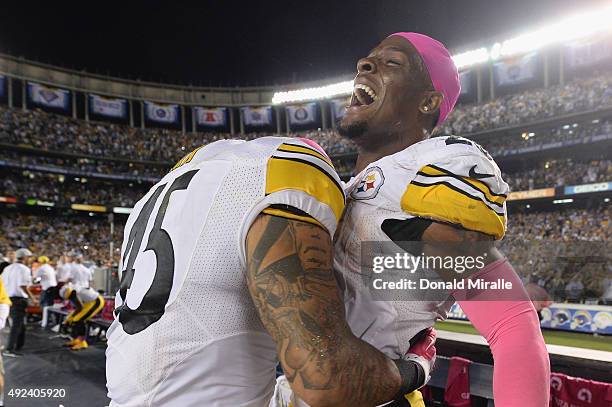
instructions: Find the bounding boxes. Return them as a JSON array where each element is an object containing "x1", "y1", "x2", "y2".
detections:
[{"x1": 246, "y1": 213, "x2": 402, "y2": 407}]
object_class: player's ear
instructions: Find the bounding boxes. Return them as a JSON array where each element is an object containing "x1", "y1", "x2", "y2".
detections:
[{"x1": 419, "y1": 91, "x2": 443, "y2": 117}]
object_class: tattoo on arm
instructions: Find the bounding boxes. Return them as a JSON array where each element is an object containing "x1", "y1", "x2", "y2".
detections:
[{"x1": 246, "y1": 214, "x2": 400, "y2": 406}]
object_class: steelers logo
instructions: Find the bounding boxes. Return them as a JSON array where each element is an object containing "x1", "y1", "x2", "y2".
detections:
[{"x1": 351, "y1": 166, "x2": 385, "y2": 200}]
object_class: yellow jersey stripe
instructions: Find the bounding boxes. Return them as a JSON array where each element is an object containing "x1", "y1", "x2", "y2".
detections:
[
  {"x1": 266, "y1": 157, "x2": 345, "y2": 222},
  {"x1": 420, "y1": 164, "x2": 506, "y2": 206},
  {"x1": 262, "y1": 207, "x2": 326, "y2": 230},
  {"x1": 402, "y1": 182, "x2": 506, "y2": 239},
  {"x1": 404, "y1": 390, "x2": 425, "y2": 407},
  {"x1": 278, "y1": 143, "x2": 334, "y2": 167},
  {"x1": 172, "y1": 145, "x2": 204, "y2": 171},
  {"x1": 70, "y1": 297, "x2": 105, "y2": 322}
]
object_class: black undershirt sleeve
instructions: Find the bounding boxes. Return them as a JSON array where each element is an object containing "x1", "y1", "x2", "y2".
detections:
[
  {"x1": 391, "y1": 359, "x2": 426, "y2": 405},
  {"x1": 380, "y1": 219, "x2": 433, "y2": 400},
  {"x1": 266, "y1": 203, "x2": 312, "y2": 218},
  {"x1": 381, "y1": 218, "x2": 433, "y2": 242}
]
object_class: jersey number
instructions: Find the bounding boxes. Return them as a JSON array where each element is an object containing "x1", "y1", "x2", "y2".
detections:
[{"x1": 115, "y1": 170, "x2": 198, "y2": 334}]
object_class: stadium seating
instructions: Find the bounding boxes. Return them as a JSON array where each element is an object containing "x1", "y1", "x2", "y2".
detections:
[{"x1": 1, "y1": 68, "x2": 610, "y2": 304}]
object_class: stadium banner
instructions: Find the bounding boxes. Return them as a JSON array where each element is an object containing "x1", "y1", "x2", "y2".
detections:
[
  {"x1": 25, "y1": 198, "x2": 54, "y2": 207},
  {"x1": 27, "y1": 82, "x2": 70, "y2": 110},
  {"x1": 449, "y1": 303, "x2": 612, "y2": 335},
  {"x1": 564, "y1": 181, "x2": 611, "y2": 195},
  {"x1": 493, "y1": 52, "x2": 538, "y2": 87},
  {"x1": 287, "y1": 102, "x2": 317, "y2": 125},
  {"x1": 331, "y1": 98, "x2": 349, "y2": 121},
  {"x1": 194, "y1": 107, "x2": 227, "y2": 127},
  {"x1": 507, "y1": 188, "x2": 555, "y2": 201},
  {"x1": 0, "y1": 74, "x2": 4, "y2": 98},
  {"x1": 241, "y1": 106, "x2": 272, "y2": 127},
  {"x1": 71, "y1": 204, "x2": 107, "y2": 213},
  {"x1": 459, "y1": 70, "x2": 472, "y2": 96},
  {"x1": 564, "y1": 37, "x2": 612, "y2": 70},
  {"x1": 89, "y1": 94, "x2": 128, "y2": 119},
  {"x1": 540, "y1": 304, "x2": 612, "y2": 335},
  {"x1": 144, "y1": 101, "x2": 180, "y2": 124}
]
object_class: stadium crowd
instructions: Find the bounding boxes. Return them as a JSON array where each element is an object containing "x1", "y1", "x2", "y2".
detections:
[
  {"x1": 440, "y1": 72, "x2": 612, "y2": 135},
  {"x1": 502, "y1": 158, "x2": 611, "y2": 191},
  {"x1": 1, "y1": 73, "x2": 612, "y2": 165},
  {"x1": 3, "y1": 117, "x2": 611, "y2": 181},
  {"x1": 1, "y1": 150, "x2": 168, "y2": 178},
  {"x1": 0, "y1": 170, "x2": 150, "y2": 207},
  {"x1": 1, "y1": 70, "x2": 611, "y2": 304},
  {"x1": 0, "y1": 212, "x2": 122, "y2": 267},
  {"x1": 1, "y1": 205, "x2": 609, "y2": 303},
  {"x1": 473, "y1": 119, "x2": 612, "y2": 157},
  {"x1": 503, "y1": 206, "x2": 611, "y2": 303},
  {"x1": 2, "y1": 156, "x2": 609, "y2": 209}
]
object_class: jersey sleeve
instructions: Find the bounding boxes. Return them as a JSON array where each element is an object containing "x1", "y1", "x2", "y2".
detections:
[
  {"x1": 242, "y1": 139, "x2": 345, "y2": 238},
  {"x1": 261, "y1": 140, "x2": 345, "y2": 234},
  {"x1": 400, "y1": 136, "x2": 509, "y2": 239},
  {"x1": 0, "y1": 280, "x2": 12, "y2": 306}
]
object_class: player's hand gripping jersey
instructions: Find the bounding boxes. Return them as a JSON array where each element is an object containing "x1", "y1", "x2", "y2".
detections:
[
  {"x1": 106, "y1": 137, "x2": 344, "y2": 407},
  {"x1": 334, "y1": 136, "x2": 509, "y2": 358}
]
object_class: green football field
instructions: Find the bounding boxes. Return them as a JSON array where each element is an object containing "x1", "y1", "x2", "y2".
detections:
[{"x1": 436, "y1": 320, "x2": 612, "y2": 353}]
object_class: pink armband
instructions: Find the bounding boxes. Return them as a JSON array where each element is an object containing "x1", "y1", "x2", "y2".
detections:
[{"x1": 456, "y1": 259, "x2": 551, "y2": 406}]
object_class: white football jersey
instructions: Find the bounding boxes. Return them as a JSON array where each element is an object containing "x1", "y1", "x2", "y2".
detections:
[
  {"x1": 76, "y1": 287, "x2": 99, "y2": 304},
  {"x1": 71, "y1": 263, "x2": 92, "y2": 290},
  {"x1": 106, "y1": 137, "x2": 344, "y2": 407},
  {"x1": 55, "y1": 262, "x2": 72, "y2": 283},
  {"x1": 335, "y1": 136, "x2": 509, "y2": 358}
]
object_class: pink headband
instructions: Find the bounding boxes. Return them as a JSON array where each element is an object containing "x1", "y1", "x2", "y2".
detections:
[{"x1": 389, "y1": 32, "x2": 460, "y2": 127}]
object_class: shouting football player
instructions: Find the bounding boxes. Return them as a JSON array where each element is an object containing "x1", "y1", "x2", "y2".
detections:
[
  {"x1": 106, "y1": 136, "x2": 434, "y2": 406},
  {"x1": 333, "y1": 32, "x2": 550, "y2": 406}
]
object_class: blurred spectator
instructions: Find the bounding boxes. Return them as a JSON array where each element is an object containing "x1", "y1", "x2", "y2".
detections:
[
  {"x1": 0, "y1": 214, "x2": 123, "y2": 267},
  {"x1": 502, "y1": 206, "x2": 610, "y2": 303},
  {"x1": 2, "y1": 248, "x2": 37, "y2": 356},
  {"x1": 34, "y1": 256, "x2": 57, "y2": 308},
  {"x1": 565, "y1": 275, "x2": 585, "y2": 303}
]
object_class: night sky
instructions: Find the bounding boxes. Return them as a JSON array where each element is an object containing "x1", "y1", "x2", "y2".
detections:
[{"x1": 0, "y1": 0, "x2": 607, "y2": 87}]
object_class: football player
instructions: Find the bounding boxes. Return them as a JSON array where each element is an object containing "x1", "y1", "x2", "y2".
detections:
[
  {"x1": 106, "y1": 137, "x2": 434, "y2": 407},
  {"x1": 59, "y1": 285, "x2": 105, "y2": 350},
  {"x1": 332, "y1": 32, "x2": 551, "y2": 406}
]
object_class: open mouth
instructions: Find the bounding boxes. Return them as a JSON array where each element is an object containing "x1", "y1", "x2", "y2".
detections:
[{"x1": 350, "y1": 83, "x2": 378, "y2": 107}]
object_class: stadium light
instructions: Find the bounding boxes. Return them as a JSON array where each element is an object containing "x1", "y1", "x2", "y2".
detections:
[
  {"x1": 271, "y1": 4, "x2": 612, "y2": 103},
  {"x1": 494, "y1": 5, "x2": 612, "y2": 59},
  {"x1": 553, "y1": 199, "x2": 574, "y2": 204},
  {"x1": 452, "y1": 48, "x2": 489, "y2": 70},
  {"x1": 271, "y1": 80, "x2": 354, "y2": 104}
]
